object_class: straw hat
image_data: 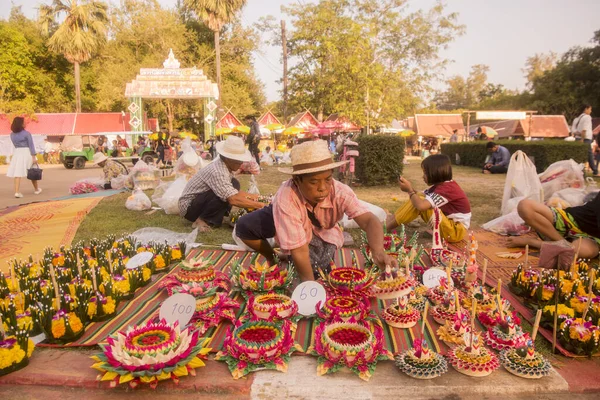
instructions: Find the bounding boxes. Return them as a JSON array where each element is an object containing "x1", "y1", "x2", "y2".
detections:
[
  {"x1": 93, "y1": 152, "x2": 108, "y2": 164},
  {"x1": 279, "y1": 140, "x2": 348, "y2": 175},
  {"x1": 215, "y1": 136, "x2": 252, "y2": 162}
]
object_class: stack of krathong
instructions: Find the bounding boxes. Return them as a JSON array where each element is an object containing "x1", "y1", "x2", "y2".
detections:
[{"x1": 91, "y1": 320, "x2": 209, "y2": 388}]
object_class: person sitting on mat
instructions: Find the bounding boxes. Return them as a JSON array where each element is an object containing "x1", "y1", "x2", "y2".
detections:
[
  {"x1": 507, "y1": 192, "x2": 600, "y2": 260},
  {"x1": 483, "y1": 141, "x2": 510, "y2": 174},
  {"x1": 235, "y1": 139, "x2": 397, "y2": 282},
  {"x1": 179, "y1": 136, "x2": 265, "y2": 233},
  {"x1": 386, "y1": 154, "x2": 471, "y2": 243}
]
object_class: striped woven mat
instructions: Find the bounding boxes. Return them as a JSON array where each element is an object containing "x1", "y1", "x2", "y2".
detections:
[{"x1": 38, "y1": 248, "x2": 461, "y2": 356}]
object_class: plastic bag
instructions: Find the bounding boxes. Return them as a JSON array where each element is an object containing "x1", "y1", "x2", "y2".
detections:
[
  {"x1": 174, "y1": 138, "x2": 203, "y2": 180},
  {"x1": 247, "y1": 175, "x2": 260, "y2": 195},
  {"x1": 547, "y1": 188, "x2": 587, "y2": 209},
  {"x1": 501, "y1": 151, "x2": 542, "y2": 215},
  {"x1": 232, "y1": 225, "x2": 275, "y2": 251},
  {"x1": 110, "y1": 174, "x2": 131, "y2": 190},
  {"x1": 125, "y1": 188, "x2": 152, "y2": 211},
  {"x1": 341, "y1": 200, "x2": 387, "y2": 229},
  {"x1": 153, "y1": 176, "x2": 188, "y2": 214},
  {"x1": 538, "y1": 159, "x2": 584, "y2": 201},
  {"x1": 482, "y1": 211, "x2": 531, "y2": 236},
  {"x1": 131, "y1": 227, "x2": 199, "y2": 252}
]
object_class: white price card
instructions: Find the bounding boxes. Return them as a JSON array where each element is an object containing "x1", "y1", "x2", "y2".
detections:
[
  {"x1": 159, "y1": 293, "x2": 196, "y2": 327},
  {"x1": 126, "y1": 251, "x2": 154, "y2": 269},
  {"x1": 291, "y1": 281, "x2": 327, "y2": 316},
  {"x1": 422, "y1": 268, "x2": 452, "y2": 289}
]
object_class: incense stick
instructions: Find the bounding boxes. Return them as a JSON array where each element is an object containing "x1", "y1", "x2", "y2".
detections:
[
  {"x1": 532, "y1": 309, "x2": 542, "y2": 342},
  {"x1": 481, "y1": 259, "x2": 488, "y2": 286},
  {"x1": 421, "y1": 302, "x2": 430, "y2": 336}
]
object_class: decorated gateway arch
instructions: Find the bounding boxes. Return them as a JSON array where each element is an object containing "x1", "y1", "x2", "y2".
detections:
[{"x1": 125, "y1": 50, "x2": 219, "y2": 140}]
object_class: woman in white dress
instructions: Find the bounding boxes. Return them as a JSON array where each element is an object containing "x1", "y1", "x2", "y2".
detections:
[{"x1": 7, "y1": 117, "x2": 41, "y2": 198}]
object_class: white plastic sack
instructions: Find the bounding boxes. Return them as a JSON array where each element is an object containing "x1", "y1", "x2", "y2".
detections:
[
  {"x1": 153, "y1": 176, "x2": 188, "y2": 214},
  {"x1": 232, "y1": 225, "x2": 275, "y2": 252},
  {"x1": 125, "y1": 188, "x2": 152, "y2": 211},
  {"x1": 501, "y1": 151, "x2": 542, "y2": 215},
  {"x1": 110, "y1": 174, "x2": 131, "y2": 190},
  {"x1": 247, "y1": 175, "x2": 260, "y2": 195},
  {"x1": 547, "y1": 188, "x2": 587, "y2": 209},
  {"x1": 131, "y1": 227, "x2": 199, "y2": 252},
  {"x1": 341, "y1": 200, "x2": 387, "y2": 229},
  {"x1": 503, "y1": 196, "x2": 525, "y2": 215},
  {"x1": 174, "y1": 138, "x2": 203, "y2": 180},
  {"x1": 482, "y1": 211, "x2": 531, "y2": 236},
  {"x1": 539, "y1": 159, "x2": 584, "y2": 201}
]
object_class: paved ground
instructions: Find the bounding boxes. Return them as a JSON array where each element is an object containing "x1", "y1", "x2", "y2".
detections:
[{"x1": 0, "y1": 164, "x2": 104, "y2": 209}]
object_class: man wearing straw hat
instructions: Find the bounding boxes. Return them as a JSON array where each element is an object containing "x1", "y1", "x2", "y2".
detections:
[
  {"x1": 236, "y1": 139, "x2": 397, "y2": 281},
  {"x1": 179, "y1": 136, "x2": 266, "y2": 232}
]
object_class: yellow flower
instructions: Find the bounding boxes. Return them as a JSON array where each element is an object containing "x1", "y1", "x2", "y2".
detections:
[
  {"x1": 51, "y1": 319, "x2": 66, "y2": 338},
  {"x1": 561, "y1": 280, "x2": 575, "y2": 295},
  {"x1": 113, "y1": 279, "x2": 131, "y2": 294},
  {"x1": 103, "y1": 297, "x2": 116, "y2": 315},
  {"x1": 143, "y1": 268, "x2": 151, "y2": 282},
  {"x1": 171, "y1": 249, "x2": 182, "y2": 260},
  {"x1": 154, "y1": 255, "x2": 166, "y2": 270},
  {"x1": 570, "y1": 298, "x2": 588, "y2": 314},
  {"x1": 123, "y1": 240, "x2": 131, "y2": 248},
  {"x1": 69, "y1": 313, "x2": 83, "y2": 333},
  {"x1": 87, "y1": 302, "x2": 97, "y2": 319},
  {"x1": 26, "y1": 340, "x2": 34, "y2": 357},
  {"x1": 52, "y1": 255, "x2": 65, "y2": 267},
  {"x1": 576, "y1": 285, "x2": 589, "y2": 297},
  {"x1": 543, "y1": 304, "x2": 574, "y2": 318},
  {"x1": 137, "y1": 247, "x2": 146, "y2": 253}
]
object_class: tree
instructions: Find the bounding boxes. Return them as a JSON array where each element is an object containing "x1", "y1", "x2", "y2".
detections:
[
  {"x1": 39, "y1": 0, "x2": 108, "y2": 112},
  {"x1": 523, "y1": 52, "x2": 557, "y2": 89},
  {"x1": 434, "y1": 64, "x2": 490, "y2": 110},
  {"x1": 263, "y1": 0, "x2": 463, "y2": 126},
  {"x1": 183, "y1": 0, "x2": 247, "y2": 104}
]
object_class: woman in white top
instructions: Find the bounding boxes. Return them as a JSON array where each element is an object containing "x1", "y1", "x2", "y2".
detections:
[
  {"x1": 7, "y1": 117, "x2": 41, "y2": 198},
  {"x1": 571, "y1": 104, "x2": 597, "y2": 176},
  {"x1": 259, "y1": 146, "x2": 276, "y2": 166}
]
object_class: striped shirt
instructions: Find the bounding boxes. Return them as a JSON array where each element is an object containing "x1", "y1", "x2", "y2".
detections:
[
  {"x1": 178, "y1": 157, "x2": 238, "y2": 216},
  {"x1": 273, "y1": 179, "x2": 369, "y2": 250}
]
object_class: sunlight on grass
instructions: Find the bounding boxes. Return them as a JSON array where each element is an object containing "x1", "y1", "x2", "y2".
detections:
[{"x1": 74, "y1": 161, "x2": 506, "y2": 246}]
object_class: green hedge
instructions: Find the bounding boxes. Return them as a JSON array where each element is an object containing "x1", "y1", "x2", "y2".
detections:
[
  {"x1": 440, "y1": 140, "x2": 588, "y2": 172},
  {"x1": 356, "y1": 135, "x2": 405, "y2": 185}
]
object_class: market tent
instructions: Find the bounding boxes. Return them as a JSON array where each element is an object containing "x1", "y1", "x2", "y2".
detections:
[
  {"x1": 0, "y1": 113, "x2": 135, "y2": 136},
  {"x1": 324, "y1": 113, "x2": 361, "y2": 132},
  {"x1": 258, "y1": 110, "x2": 282, "y2": 127},
  {"x1": 470, "y1": 120, "x2": 521, "y2": 139},
  {"x1": 516, "y1": 115, "x2": 569, "y2": 138},
  {"x1": 215, "y1": 110, "x2": 243, "y2": 130},
  {"x1": 413, "y1": 114, "x2": 465, "y2": 138},
  {"x1": 287, "y1": 110, "x2": 319, "y2": 131}
]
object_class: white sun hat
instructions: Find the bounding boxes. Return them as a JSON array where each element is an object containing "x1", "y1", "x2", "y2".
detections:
[
  {"x1": 215, "y1": 136, "x2": 252, "y2": 162},
  {"x1": 93, "y1": 152, "x2": 108, "y2": 164},
  {"x1": 279, "y1": 139, "x2": 348, "y2": 175}
]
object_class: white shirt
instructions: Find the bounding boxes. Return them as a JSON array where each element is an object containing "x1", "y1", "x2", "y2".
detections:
[{"x1": 571, "y1": 113, "x2": 593, "y2": 140}]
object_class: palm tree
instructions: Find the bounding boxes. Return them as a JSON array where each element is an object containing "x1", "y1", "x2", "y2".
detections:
[
  {"x1": 183, "y1": 0, "x2": 247, "y2": 101},
  {"x1": 39, "y1": 0, "x2": 108, "y2": 112}
]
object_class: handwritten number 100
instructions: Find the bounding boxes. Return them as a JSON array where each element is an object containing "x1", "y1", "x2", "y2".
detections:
[{"x1": 172, "y1": 303, "x2": 193, "y2": 315}]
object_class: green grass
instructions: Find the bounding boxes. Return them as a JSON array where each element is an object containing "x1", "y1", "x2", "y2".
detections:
[{"x1": 74, "y1": 161, "x2": 507, "y2": 244}]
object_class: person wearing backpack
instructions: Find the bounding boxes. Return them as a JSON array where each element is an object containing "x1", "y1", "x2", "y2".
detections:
[{"x1": 571, "y1": 104, "x2": 597, "y2": 176}]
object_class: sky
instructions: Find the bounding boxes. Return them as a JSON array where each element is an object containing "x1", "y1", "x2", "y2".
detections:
[{"x1": 3, "y1": 0, "x2": 600, "y2": 102}]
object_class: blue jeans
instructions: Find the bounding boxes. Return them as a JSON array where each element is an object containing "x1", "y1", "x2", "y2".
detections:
[{"x1": 584, "y1": 139, "x2": 597, "y2": 174}]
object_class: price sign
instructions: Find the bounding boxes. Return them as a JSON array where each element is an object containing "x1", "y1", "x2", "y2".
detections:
[
  {"x1": 291, "y1": 281, "x2": 327, "y2": 316},
  {"x1": 422, "y1": 268, "x2": 452, "y2": 289},
  {"x1": 126, "y1": 252, "x2": 154, "y2": 270},
  {"x1": 159, "y1": 293, "x2": 196, "y2": 327}
]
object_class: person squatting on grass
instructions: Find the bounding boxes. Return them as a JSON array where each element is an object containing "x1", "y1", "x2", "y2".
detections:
[
  {"x1": 178, "y1": 136, "x2": 265, "y2": 233},
  {"x1": 386, "y1": 154, "x2": 471, "y2": 243},
  {"x1": 235, "y1": 140, "x2": 398, "y2": 281}
]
